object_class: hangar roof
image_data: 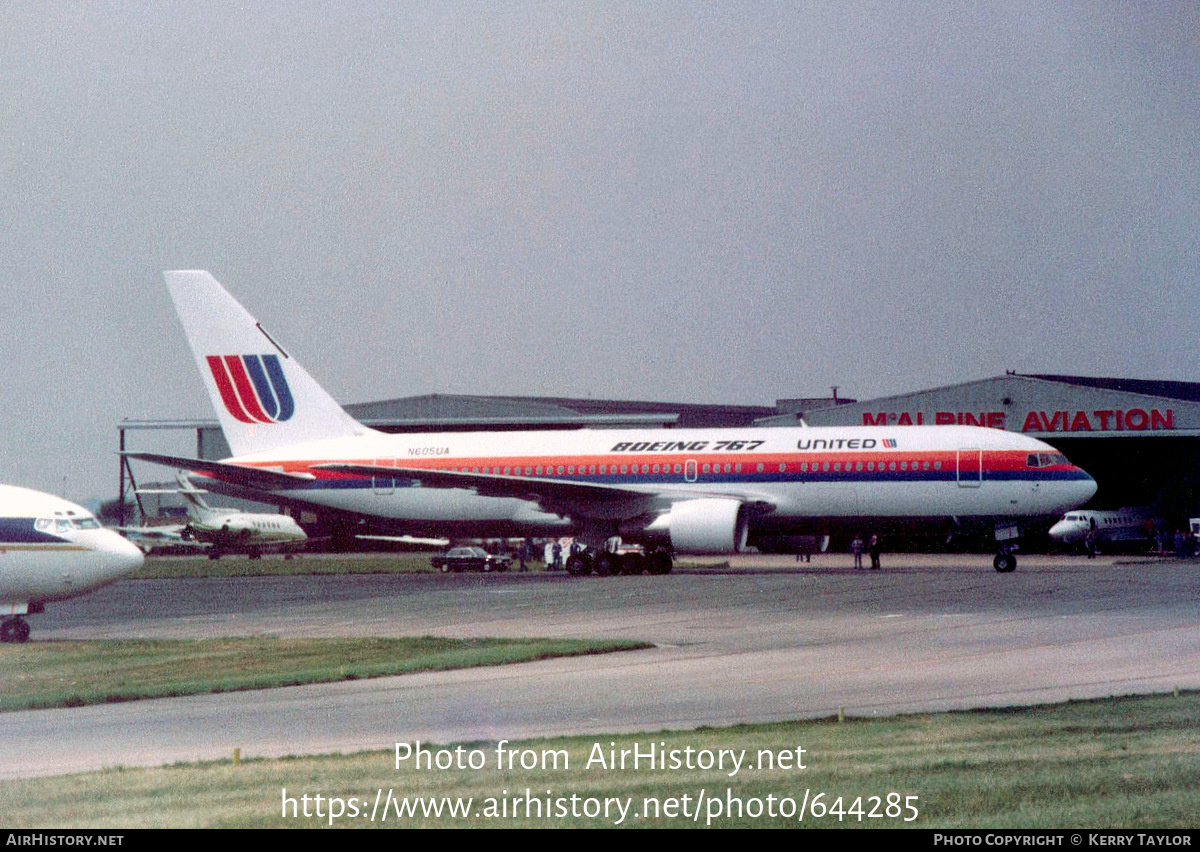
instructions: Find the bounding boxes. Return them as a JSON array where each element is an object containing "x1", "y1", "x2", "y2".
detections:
[{"x1": 1019, "y1": 374, "x2": 1200, "y2": 404}]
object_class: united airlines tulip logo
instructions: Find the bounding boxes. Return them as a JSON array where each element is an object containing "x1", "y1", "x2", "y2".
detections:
[{"x1": 206, "y1": 354, "x2": 295, "y2": 423}]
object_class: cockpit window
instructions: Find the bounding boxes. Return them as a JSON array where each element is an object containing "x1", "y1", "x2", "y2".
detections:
[
  {"x1": 1026, "y1": 452, "x2": 1069, "y2": 468},
  {"x1": 37, "y1": 516, "x2": 100, "y2": 533}
]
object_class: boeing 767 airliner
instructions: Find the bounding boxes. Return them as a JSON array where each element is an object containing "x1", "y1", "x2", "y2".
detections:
[{"x1": 127, "y1": 271, "x2": 1096, "y2": 574}]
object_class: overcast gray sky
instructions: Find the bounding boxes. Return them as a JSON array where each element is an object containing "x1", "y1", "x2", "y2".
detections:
[{"x1": 1, "y1": 2, "x2": 1197, "y2": 502}]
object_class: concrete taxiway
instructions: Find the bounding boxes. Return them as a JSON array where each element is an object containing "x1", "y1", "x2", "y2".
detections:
[{"x1": 3, "y1": 554, "x2": 1198, "y2": 778}]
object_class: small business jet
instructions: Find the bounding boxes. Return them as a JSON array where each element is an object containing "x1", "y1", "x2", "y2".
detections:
[
  {"x1": 174, "y1": 473, "x2": 307, "y2": 557},
  {"x1": 1049, "y1": 507, "x2": 1156, "y2": 552},
  {"x1": 124, "y1": 473, "x2": 307, "y2": 557},
  {"x1": 127, "y1": 271, "x2": 1097, "y2": 573},
  {"x1": 117, "y1": 523, "x2": 202, "y2": 554},
  {"x1": 0, "y1": 484, "x2": 144, "y2": 642}
]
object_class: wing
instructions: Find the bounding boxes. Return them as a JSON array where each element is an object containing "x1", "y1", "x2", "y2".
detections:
[
  {"x1": 311, "y1": 463, "x2": 777, "y2": 521},
  {"x1": 122, "y1": 452, "x2": 316, "y2": 491}
]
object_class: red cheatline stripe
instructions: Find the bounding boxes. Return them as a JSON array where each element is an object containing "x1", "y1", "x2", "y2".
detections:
[{"x1": 232, "y1": 449, "x2": 1060, "y2": 479}]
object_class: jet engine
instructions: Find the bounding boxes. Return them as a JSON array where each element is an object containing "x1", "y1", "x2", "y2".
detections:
[{"x1": 627, "y1": 498, "x2": 750, "y2": 554}]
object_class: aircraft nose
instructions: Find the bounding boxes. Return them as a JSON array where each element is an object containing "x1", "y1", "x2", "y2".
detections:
[
  {"x1": 100, "y1": 531, "x2": 145, "y2": 576},
  {"x1": 1075, "y1": 472, "x2": 1098, "y2": 505},
  {"x1": 1048, "y1": 521, "x2": 1072, "y2": 541}
]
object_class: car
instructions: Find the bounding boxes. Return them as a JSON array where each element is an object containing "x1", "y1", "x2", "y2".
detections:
[{"x1": 430, "y1": 546, "x2": 513, "y2": 573}]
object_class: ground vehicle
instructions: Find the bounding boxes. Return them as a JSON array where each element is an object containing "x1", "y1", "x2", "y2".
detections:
[{"x1": 430, "y1": 546, "x2": 512, "y2": 573}]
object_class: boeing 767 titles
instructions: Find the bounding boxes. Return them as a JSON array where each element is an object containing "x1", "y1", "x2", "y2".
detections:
[{"x1": 127, "y1": 271, "x2": 1097, "y2": 573}]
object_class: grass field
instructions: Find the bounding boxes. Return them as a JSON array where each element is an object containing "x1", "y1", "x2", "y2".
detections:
[
  {"x1": 3, "y1": 692, "x2": 1197, "y2": 828},
  {"x1": 0, "y1": 637, "x2": 650, "y2": 712}
]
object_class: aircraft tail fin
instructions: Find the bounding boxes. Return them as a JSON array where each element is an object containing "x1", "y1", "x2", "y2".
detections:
[
  {"x1": 175, "y1": 473, "x2": 215, "y2": 522},
  {"x1": 164, "y1": 270, "x2": 366, "y2": 457}
]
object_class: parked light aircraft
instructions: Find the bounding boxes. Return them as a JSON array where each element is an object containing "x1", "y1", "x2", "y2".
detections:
[
  {"x1": 1049, "y1": 507, "x2": 1155, "y2": 551},
  {"x1": 0, "y1": 485, "x2": 144, "y2": 642},
  {"x1": 127, "y1": 271, "x2": 1097, "y2": 574},
  {"x1": 117, "y1": 523, "x2": 202, "y2": 554},
  {"x1": 122, "y1": 474, "x2": 306, "y2": 557},
  {"x1": 174, "y1": 473, "x2": 307, "y2": 557}
]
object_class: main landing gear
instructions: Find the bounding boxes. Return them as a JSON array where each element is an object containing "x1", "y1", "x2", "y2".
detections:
[
  {"x1": 565, "y1": 547, "x2": 674, "y2": 576},
  {"x1": 1, "y1": 617, "x2": 31, "y2": 643},
  {"x1": 992, "y1": 550, "x2": 1017, "y2": 573}
]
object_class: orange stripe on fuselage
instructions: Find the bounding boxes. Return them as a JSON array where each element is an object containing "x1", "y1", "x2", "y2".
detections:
[{"x1": 238, "y1": 449, "x2": 1072, "y2": 479}]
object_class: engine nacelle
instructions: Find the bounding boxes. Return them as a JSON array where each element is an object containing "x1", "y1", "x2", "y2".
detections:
[{"x1": 630, "y1": 498, "x2": 749, "y2": 554}]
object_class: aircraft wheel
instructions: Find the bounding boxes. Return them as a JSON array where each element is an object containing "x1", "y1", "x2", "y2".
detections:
[
  {"x1": 649, "y1": 550, "x2": 673, "y2": 575},
  {"x1": 565, "y1": 554, "x2": 587, "y2": 576},
  {"x1": 595, "y1": 552, "x2": 619, "y2": 576},
  {"x1": 993, "y1": 553, "x2": 1017, "y2": 573},
  {"x1": 1, "y1": 618, "x2": 30, "y2": 643}
]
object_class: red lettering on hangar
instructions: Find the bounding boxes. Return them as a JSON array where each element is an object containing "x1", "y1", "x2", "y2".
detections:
[
  {"x1": 863, "y1": 409, "x2": 1177, "y2": 433},
  {"x1": 1020, "y1": 409, "x2": 1174, "y2": 432},
  {"x1": 862, "y1": 411, "x2": 1006, "y2": 428}
]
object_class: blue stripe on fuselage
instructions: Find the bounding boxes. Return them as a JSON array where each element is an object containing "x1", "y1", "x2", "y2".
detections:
[{"x1": 0, "y1": 518, "x2": 68, "y2": 544}]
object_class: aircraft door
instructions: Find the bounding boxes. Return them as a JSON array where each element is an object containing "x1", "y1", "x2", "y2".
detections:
[
  {"x1": 373, "y1": 459, "x2": 395, "y2": 495},
  {"x1": 956, "y1": 449, "x2": 982, "y2": 488},
  {"x1": 685, "y1": 459, "x2": 698, "y2": 483}
]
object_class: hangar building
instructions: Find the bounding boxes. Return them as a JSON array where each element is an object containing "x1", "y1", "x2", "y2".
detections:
[{"x1": 758, "y1": 373, "x2": 1200, "y2": 519}]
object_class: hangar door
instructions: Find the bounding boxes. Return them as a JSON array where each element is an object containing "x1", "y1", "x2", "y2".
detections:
[{"x1": 956, "y1": 449, "x2": 982, "y2": 488}]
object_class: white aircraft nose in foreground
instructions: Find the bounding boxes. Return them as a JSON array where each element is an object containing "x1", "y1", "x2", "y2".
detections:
[
  {"x1": 0, "y1": 485, "x2": 144, "y2": 642},
  {"x1": 127, "y1": 270, "x2": 1096, "y2": 574}
]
